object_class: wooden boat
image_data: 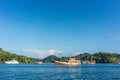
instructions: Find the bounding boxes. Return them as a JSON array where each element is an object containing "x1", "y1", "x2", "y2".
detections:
[{"x1": 55, "y1": 58, "x2": 80, "y2": 66}]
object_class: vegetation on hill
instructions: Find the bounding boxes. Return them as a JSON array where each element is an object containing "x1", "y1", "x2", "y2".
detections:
[
  {"x1": 42, "y1": 55, "x2": 59, "y2": 63},
  {"x1": 0, "y1": 48, "x2": 34, "y2": 63},
  {"x1": 0, "y1": 48, "x2": 120, "y2": 63},
  {"x1": 42, "y1": 52, "x2": 120, "y2": 63},
  {"x1": 93, "y1": 52, "x2": 120, "y2": 63}
]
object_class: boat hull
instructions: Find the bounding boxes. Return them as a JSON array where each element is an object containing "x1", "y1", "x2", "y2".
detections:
[
  {"x1": 5, "y1": 62, "x2": 19, "y2": 64},
  {"x1": 83, "y1": 61, "x2": 96, "y2": 64},
  {"x1": 4, "y1": 60, "x2": 19, "y2": 64},
  {"x1": 55, "y1": 61, "x2": 80, "y2": 66}
]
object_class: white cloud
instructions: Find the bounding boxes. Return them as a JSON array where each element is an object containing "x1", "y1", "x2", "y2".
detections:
[
  {"x1": 22, "y1": 49, "x2": 62, "y2": 59},
  {"x1": 49, "y1": 49, "x2": 55, "y2": 55}
]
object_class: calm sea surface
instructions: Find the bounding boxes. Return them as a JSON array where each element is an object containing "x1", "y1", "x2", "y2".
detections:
[{"x1": 0, "y1": 63, "x2": 120, "y2": 80}]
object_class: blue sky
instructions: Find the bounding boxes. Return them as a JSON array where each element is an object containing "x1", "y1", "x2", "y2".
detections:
[{"x1": 0, "y1": 0, "x2": 120, "y2": 58}]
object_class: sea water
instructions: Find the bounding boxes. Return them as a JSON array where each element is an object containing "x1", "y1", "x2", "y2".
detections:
[{"x1": 0, "y1": 63, "x2": 120, "y2": 80}]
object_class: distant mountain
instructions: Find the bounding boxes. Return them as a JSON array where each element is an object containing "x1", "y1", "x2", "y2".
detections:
[
  {"x1": 42, "y1": 55, "x2": 59, "y2": 63},
  {"x1": 75, "y1": 52, "x2": 120, "y2": 63},
  {"x1": 1, "y1": 48, "x2": 120, "y2": 63},
  {"x1": 41, "y1": 52, "x2": 120, "y2": 63},
  {"x1": 0, "y1": 48, "x2": 34, "y2": 63},
  {"x1": 33, "y1": 58, "x2": 42, "y2": 62},
  {"x1": 74, "y1": 53, "x2": 92, "y2": 61}
]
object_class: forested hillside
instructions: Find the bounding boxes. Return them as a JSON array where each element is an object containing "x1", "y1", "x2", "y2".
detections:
[
  {"x1": 75, "y1": 52, "x2": 120, "y2": 63},
  {"x1": 43, "y1": 52, "x2": 120, "y2": 63},
  {"x1": 0, "y1": 48, "x2": 34, "y2": 63},
  {"x1": 0, "y1": 48, "x2": 120, "y2": 63}
]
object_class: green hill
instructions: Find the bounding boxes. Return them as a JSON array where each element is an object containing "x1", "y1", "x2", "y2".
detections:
[
  {"x1": 42, "y1": 55, "x2": 59, "y2": 63},
  {"x1": 93, "y1": 52, "x2": 120, "y2": 63},
  {"x1": 0, "y1": 48, "x2": 34, "y2": 63},
  {"x1": 41, "y1": 52, "x2": 120, "y2": 63},
  {"x1": 0, "y1": 48, "x2": 120, "y2": 63},
  {"x1": 74, "y1": 52, "x2": 120, "y2": 63}
]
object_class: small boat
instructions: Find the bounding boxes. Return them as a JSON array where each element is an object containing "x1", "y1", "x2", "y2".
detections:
[
  {"x1": 83, "y1": 56, "x2": 96, "y2": 64},
  {"x1": 83, "y1": 61, "x2": 96, "y2": 64},
  {"x1": 55, "y1": 58, "x2": 80, "y2": 66},
  {"x1": 35, "y1": 61, "x2": 43, "y2": 64},
  {"x1": 4, "y1": 59, "x2": 19, "y2": 64}
]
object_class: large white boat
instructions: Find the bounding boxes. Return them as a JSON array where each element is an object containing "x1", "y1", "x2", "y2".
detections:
[
  {"x1": 55, "y1": 58, "x2": 80, "y2": 66},
  {"x1": 4, "y1": 59, "x2": 19, "y2": 64}
]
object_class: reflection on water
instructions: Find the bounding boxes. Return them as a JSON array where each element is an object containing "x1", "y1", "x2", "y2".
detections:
[
  {"x1": 0, "y1": 63, "x2": 120, "y2": 80},
  {"x1": 68, "y1": 67, "x2": 81, "y2": 79}
]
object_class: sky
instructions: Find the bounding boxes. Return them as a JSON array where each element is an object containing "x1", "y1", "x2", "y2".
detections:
[{"x1": 0, "y1": 0, "x2": 120, "y2": 58}]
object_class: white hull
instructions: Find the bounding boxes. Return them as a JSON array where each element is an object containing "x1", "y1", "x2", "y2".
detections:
[
  {"x1": 5, "y1": 60, "x2": 19, "y2": 64},
  {"x1": 83, "y1": 61, "x2": 96, "y2": 64}
]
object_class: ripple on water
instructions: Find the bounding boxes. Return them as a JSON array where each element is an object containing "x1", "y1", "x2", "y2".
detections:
[{"x1": 0, "y1": 64, "x2": 120, "y2": 80}]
